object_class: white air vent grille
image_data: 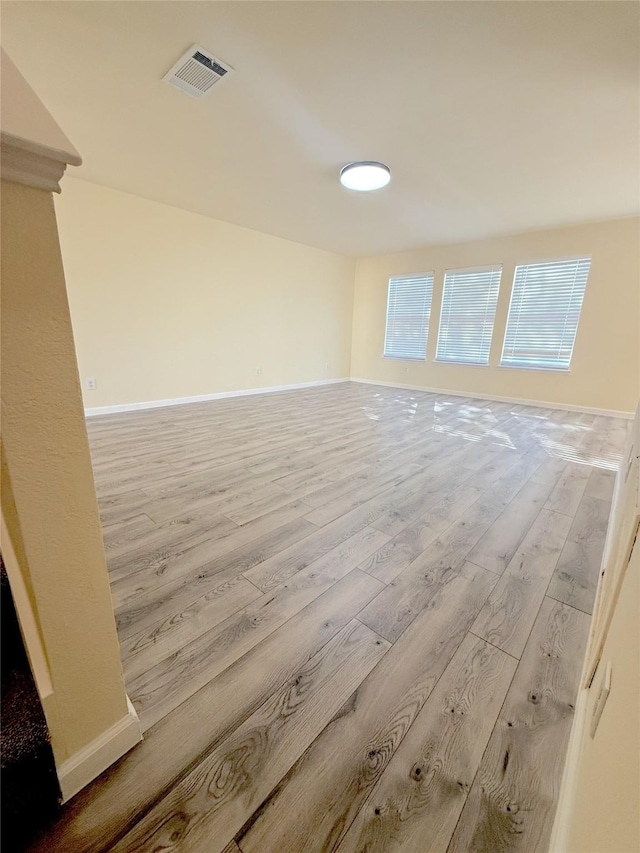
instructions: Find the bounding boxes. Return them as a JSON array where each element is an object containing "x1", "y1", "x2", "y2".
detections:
[{"x1": 163, "y1": 44, "x2": 233, "y2": 98}]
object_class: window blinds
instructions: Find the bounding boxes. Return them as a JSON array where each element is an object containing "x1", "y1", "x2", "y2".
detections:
[
  {"x1": 501, "y1": 258, "x2": 591, "y2": 370},
  {"x1": 383, "y1": 273, "x2": 434, "y2": 360},
  {"x1": 435, "y1": 266, "x2": 502, "y2": 364}
]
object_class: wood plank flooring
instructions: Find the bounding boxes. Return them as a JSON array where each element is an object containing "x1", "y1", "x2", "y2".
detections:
[{"x1": 29, "y1": 383, "x2": 628, "y2": 853}]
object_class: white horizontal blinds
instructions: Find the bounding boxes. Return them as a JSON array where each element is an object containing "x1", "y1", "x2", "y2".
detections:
[
  {"x1": 383, "y1": 273, "x2": 434, "y2": 360},
  {"x1": 501, "y1": 258, "x2": 591, "y2": 370},
  {"x1": 435, "y1": 265, "x2": 502, "y2": 364}
]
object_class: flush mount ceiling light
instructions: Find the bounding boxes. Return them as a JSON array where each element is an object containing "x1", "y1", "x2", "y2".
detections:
[{"x1": 339, "y1": 161, "x2": 391, "y2": 191}]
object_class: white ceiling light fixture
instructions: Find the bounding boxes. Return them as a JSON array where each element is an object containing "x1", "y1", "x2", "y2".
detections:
[{"x1": 340, "y1": 161, "x2": 391, "y2": 192}]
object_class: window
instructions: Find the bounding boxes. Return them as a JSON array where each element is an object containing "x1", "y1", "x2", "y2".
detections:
[
  {"x1": 383, "y1": 273, "x2": 434, "y2": 360},
  {"x1": 501, "y1": 258, "x2": 591, "y2": 371},
  {"x1": 435, "y1": 265, "x2": 502, "y2": 365}
]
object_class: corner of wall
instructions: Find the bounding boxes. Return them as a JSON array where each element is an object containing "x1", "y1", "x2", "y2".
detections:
[{"x1": 348, "y1": 255, "x2": 363, "y2": 378}]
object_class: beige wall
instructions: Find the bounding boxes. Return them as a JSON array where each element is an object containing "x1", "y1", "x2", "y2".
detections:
[
  {"x1": 55, "y1": 178, "x2": 355, "y2": 410},
  {"x1": 351, "y1": 217, "x2": 640, "y2": 413},
  {"x1": 56, "y1": 181, "x2": 638, "y2": 415},
  {"x1": 1, "y1": 179, "x2": 131, "y2": 762},
  {"x1": 562, "y1": 538, "x2": 639, "y2": 853},
  {"x1": 552, "y1": 405, "x2": 639, "y2": 853}
]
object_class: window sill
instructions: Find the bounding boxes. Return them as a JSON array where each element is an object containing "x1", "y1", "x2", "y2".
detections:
[
  {"x1": 433, "y1": 359, "x2": 489, "y2": 368},
  {"x1": 497, "y1": 364, "x2": 571, "y2": 374},
  {"x1": 380, "y1": 355, "x2": 572, "y2": 374},
  {"x1": 382, "y1": 355, "x2": 427, "y2": 362}
]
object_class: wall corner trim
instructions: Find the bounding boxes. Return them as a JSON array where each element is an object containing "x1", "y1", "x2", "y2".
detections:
[
  {"x1": 0, "y1": 133, "x2": 71, "y2": 193},
  {"x1": 349, "y1": 378, "x2": 635, "y2": 419},
  {"x1": 57, "y1": 697, "x2": 142, "y2": 803},
  {"x1": 84, "y1": 378, "x2": 350, "y2": 416},
  {"x1": 1, "y1": 49, "x2": 82, "y2": 192}
]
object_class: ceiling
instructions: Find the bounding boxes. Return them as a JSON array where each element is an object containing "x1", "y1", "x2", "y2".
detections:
[{"x1": 2, "y1": 1, "x2": 639, "y2": 256}]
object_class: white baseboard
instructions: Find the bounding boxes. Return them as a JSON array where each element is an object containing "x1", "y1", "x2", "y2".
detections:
[
  {"x1": 85, "y1": 376, "x2": 633, "y2": 420},
  {"x1": 349, "y1": 378, "x2": 634, "y2": 419},
  {"x1": 85, "y1": 378, "x2": 349, "y2": 417},
  {"x1": 57, "y1": 697, "x2": 142, "y2": 802}
]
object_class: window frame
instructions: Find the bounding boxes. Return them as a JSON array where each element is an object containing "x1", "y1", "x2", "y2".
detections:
[
  {"x1": 382, "y1": 271, "x2": 435, "y2": 362},
  {"x1": 499, "y1": 255, "x2": 592, "y2": 372},
  {"x1": 434, "y1": 264, "x2": 503, "y2": 367}
]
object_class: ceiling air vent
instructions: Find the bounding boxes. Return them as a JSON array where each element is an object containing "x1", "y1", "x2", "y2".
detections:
[{"x1": 163, "y1": 44, "x2": 233, "y2": 98}]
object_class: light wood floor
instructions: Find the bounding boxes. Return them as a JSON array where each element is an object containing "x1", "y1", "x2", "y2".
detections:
[{"x1": 32, "y1": 383, "x2": 628, "y2": 853}]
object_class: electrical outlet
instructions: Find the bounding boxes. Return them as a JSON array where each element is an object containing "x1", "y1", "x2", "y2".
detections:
[
  {"x1": 404, "y1": 366, "x2": 410, "y2": 374},
  {"x1": 256, "y1": 368, "x2": 262, "y2": 376},
  {"x1": 325, "y1": 362, "x2": 330, "y2": 370},
  {"x1": 86, "y1": 377, "x2": 97, "y2": 390}
]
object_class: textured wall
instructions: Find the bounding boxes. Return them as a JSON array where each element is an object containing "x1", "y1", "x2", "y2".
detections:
[{"x1": 1, "y1": 179, "x2": 130, "y2": 760}]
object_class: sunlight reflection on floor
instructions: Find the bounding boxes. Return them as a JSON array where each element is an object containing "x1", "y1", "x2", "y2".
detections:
[{"x1": 358, "y1": 388, "x2": 627, "y2": 471}]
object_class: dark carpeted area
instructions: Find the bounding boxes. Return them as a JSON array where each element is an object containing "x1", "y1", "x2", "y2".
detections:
[{"x1": 1, "y1": 557, "x2": 61, "y2": 851}]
